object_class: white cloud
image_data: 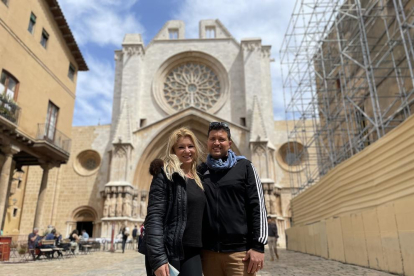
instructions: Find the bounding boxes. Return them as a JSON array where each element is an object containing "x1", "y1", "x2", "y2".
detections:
[
  {"x1": 59, "y1": 0, "x2": 144, "y2": 46},
  {"x1": 59, "y1": 0, "x2": 146, "y2": 126},
  {"x1": 73, "y1": 55, "x2": 114, "y2": 126},
  {"x1": 174, "y1": 0, "x2": 295, "y2": 120}
]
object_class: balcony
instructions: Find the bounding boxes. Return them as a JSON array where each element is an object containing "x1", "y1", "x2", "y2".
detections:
[
  {"x1": 36, "y1": 123, "x2": 71, "y2": 154},
  {"x1": 0, "y1": 96, "x2": 20, "y2": 125}
]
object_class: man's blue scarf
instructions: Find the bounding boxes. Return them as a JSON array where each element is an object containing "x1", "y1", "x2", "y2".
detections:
[{"x1": 206, "y1": 149, "x2": 246, "y2": 171}]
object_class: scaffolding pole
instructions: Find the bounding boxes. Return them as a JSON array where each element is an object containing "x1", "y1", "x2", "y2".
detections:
[{"x1": 280, "y1": 0, "x2": 414, "y2": 195}]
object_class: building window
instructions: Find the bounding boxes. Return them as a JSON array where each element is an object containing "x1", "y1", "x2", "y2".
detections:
[
  {"x1": 140, "y1": 118, "x2": 147, "y2": 127},
  {"x1": 169, "y1": 29, "x2": 178, "y2": 39},
  {"x1": 0, "y1": 70, "x2": 19, "y2": 100},
  {"x1": 40, "y1": 29, "x2": 49, "y2": 48},
  {"x1": 206, "y1": 26, "x2": 216, "y2": 38},
  {"x1": 1, "y1": 0, "x2": 8, "y2": 6},
  {"x1": 68, "y1": 63, "x2": 76, "y2": 81},
  {"x1": 13, "y1": 208, "x2": 18, "y2": 218},
  {"x1": 240, "y1": 117, "x2": 246, "y2": 126},
  {"x1": 28, "y1": 12, "x2": 36, "y2": 34},
  {"x1": 45, "y1": 101, "x2": 59, "y2": 141}
]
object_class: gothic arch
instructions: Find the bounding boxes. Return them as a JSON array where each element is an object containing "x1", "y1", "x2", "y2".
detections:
[{"x1": 132, "y1": 114, "x2": 241, "y2": 192}]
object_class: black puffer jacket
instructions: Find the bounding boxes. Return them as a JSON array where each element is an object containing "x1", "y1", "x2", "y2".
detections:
[{"x1": 146, "y1": 161, "x2": 187, "y2": 272}]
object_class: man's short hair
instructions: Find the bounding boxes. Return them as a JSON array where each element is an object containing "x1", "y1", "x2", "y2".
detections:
[
  {"x1": 208, "y1": 122, "x2": 231, "y2": 140},
  {"x1": 33, "y1": 228, "x2": 39, "y2": 232}
]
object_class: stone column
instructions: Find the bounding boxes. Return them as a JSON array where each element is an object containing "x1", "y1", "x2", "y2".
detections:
[
  {"x1": 0, "y1": 145, "x2": 19, "y2": 229},
  {"x1": 33, "y1": 162, "x2": 54, "y2": 230}
]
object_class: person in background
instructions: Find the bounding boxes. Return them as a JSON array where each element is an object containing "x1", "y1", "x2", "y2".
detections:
[
  {"x1": 54, "y1": 230, "x2": 63, "y2": 244},
  {"x1": 120, "y1": 224, "x2": 130, "y2": 253},
  {"x1": 28, "y1": 228, "x2": 40, "y2": 260},
  {"x1": 267, "y1": 217, "x2": 279, "y2": 261},
  {"x1": 45, "y1": 229, "x2": 56, "y2": 240},
  {"x1": 69, "y1": 229, "x2": 80, "y2": 254},
  {"x1": 44, "y1": 229, "x2": 62, "y2": 258},
  {"x1": 81, "y1": 229, "x2": 89, "y2": 240},
  {"x1": 138, "y1": 223, "x2": 145, "y2": 252},
  {"x1": 132, "y1": 225, "x2": 139, "y2": 250},
  {"x1": 46, "y1": 225, "x2": 54, "y2": 234}
]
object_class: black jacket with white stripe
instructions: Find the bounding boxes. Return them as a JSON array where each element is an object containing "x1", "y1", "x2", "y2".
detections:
[{"x1": 199, "y1": 159, "x2": 268, "y2": 253}]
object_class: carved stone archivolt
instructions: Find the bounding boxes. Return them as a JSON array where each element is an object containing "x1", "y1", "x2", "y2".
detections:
[
  {"x1": 261, "y1": 47, "x2": 271, "y2": 58},
  {"x1": 241, "y1": 41, "x2": 261, "y2": 52},
  {"x1": 101, "y1": 185, "x2": 148, "y2": 220},
  {"x1": 123, "y1": 45, "x2": 144, "y2": 56}
]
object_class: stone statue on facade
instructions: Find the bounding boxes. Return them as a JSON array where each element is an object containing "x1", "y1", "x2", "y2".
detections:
[
  {"x1": 103, "y1": 196, "x2": 109, "y2": 217},
  {"x1": 123, "y1": 194, "x2": 132, "y2": 217},
  {"x1": 264, "y1": 193, "x2": 271, "y2": 214},
  {"x1": 116, "y1": 193, "x2": 123, "y2": 217},
  {"x1": 269, "y1": 193, "x2": 278, "y2": 215},
  {"x1": 109, "y1": 194, "x2": 116, "y2": 217},
  {"x1": 132, "y1": 197, "x2": 139, "y2": 218}
]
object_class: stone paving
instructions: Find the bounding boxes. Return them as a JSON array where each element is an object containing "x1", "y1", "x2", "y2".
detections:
[{"x1": 0, "y1": 249, "x2": 395, "y2": 276}]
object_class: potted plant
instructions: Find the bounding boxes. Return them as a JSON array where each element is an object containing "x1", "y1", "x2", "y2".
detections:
[
  {"x1": 18, "y1": 244, "x2": 27, "y2": 255},
  {"x1": 0, "y1": 93, "x2": 18, "y2": 122}
]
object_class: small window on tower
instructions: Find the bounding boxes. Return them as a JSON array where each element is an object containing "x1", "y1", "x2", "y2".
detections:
[
  {"x1": 13, "y1": 208, "x2": 18, "y2": 217},
  {"x1": 240, "y1": 117, "x2": 246, "y2": 126},
  {"x1": 140, "y1": 119, "x2": 147, "y2": 127},
  {"x1": 206, "y1": 26, "x2": 216, "y2": 38},
  {"x1": 169, "y1": 29, "x2": 178, "y2": 40}
]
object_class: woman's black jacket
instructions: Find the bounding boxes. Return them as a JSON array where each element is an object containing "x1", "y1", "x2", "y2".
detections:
[{"x1": 146, "y1": 164, "x2": 187, "y2": 272}]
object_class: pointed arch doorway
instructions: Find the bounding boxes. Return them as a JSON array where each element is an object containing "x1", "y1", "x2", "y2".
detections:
[{"x1": 133, "y1": 114, "x2": 241, "y2": 192}]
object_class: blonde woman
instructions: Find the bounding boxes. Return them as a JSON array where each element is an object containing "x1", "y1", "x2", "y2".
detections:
[{"x1": 145, "y1": 127, "x2": 206, "y2": 276}]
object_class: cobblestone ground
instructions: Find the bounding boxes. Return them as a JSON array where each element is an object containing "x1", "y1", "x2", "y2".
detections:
[{"x1": 0, "y1": 249, "x2": 395, "y2": 276}]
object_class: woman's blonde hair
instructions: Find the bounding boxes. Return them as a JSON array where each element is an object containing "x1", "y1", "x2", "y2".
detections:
[{"x1": 163, "y1": 127, "x2": 204, "y2": 190}]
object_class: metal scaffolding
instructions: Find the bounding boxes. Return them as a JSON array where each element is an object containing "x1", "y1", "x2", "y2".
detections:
[{"x1": 280, "y1": 0, "x2": 414, "y2": 194}]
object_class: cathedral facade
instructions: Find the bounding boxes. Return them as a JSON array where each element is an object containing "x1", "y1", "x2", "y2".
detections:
[{"x1": 13, "y1": 20, "x2": 303, "y2": 248}]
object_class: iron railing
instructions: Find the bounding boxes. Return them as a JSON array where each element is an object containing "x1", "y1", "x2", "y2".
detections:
[{"x1": 36, "y1": 123, "x2": 71, "y2": 153}]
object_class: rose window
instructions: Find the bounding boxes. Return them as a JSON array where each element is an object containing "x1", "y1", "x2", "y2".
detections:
[{"x1": 163, "y1": 63, "x2": 221, "y2": 111}]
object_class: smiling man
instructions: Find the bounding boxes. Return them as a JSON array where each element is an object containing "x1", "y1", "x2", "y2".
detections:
[{"x1": 200, "y1": 122, "x2": 268, "y2": 276}]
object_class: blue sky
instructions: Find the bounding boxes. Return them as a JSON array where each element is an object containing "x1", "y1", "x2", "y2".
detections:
[{"x1": 58, "y1": 0, "x2": 295, "y2": 126}]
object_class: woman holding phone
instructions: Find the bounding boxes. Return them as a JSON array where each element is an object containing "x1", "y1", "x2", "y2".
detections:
[{"x1": 145, "y1": 127, "x2": 206, "y2": 276}]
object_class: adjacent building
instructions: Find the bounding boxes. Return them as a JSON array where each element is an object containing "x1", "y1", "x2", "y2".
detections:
[
  {"x1": 0, "y1": 0, "x2": 87, "y2": 235},
  {"x1": 282, "y1": 0, "x2": 414, "y2": 275}
]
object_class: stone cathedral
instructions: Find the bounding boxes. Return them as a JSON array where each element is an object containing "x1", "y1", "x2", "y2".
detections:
[{"x1": 13, "y1": 20, "x2": 305, "y2": 248}]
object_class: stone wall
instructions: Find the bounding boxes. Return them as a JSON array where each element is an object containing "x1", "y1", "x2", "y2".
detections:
[{"x1": 286, "y1": 114, "x2": 414, "y2": 276}]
